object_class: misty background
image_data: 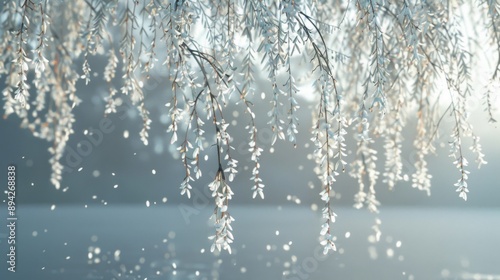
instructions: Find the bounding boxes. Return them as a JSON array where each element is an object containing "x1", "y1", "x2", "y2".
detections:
[
  {"x1": 2, "y1": 3, "x2": 500, "y2": 279},
  {"x1": 1, "y1": 55, "x2": 499, "y2": 209}
]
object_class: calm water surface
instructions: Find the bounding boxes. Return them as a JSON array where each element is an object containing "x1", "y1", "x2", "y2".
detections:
[{"x1": 1, "y1": 206, "x2": 500, "y2": 280}]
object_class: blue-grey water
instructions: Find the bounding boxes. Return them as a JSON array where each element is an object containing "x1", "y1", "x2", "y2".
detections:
[{"x1": 1, "y1": 205, "x2": 500, "y2": 280}]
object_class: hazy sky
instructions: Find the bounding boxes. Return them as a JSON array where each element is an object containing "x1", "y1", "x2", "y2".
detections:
[
  {"x1": 2, "y1": 3, "x2": 500, "y2": 209},
  {"x1": 1, "y1": 58, "x2": 499, "y2": 208}
]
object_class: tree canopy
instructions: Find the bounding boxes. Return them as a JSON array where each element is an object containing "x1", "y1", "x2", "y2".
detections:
[{"x1": 1, "y1": 0, "x2": 498, "y2": 254}]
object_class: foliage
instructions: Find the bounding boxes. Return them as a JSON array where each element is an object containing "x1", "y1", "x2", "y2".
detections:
[{"x1": 1, "y1": 0, "x2": 498, "y2": 254}]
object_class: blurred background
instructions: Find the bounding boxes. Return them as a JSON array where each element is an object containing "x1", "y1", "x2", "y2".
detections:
[
  {"x1": 1, "y1": 56, "x2": 500, "y2": 280},
  {"x1": 1, "y1": 56, "x2": 499, "y2": 207}
]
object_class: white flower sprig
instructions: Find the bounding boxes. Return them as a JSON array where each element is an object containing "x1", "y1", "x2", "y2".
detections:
[{"x1": 208, "y1": 169, "x2": 235, "y2": 254}]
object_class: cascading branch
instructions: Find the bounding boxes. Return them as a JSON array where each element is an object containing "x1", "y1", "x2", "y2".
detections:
[{"x1": 0, "y1": 0, "x2": 497, "y2": 254}]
